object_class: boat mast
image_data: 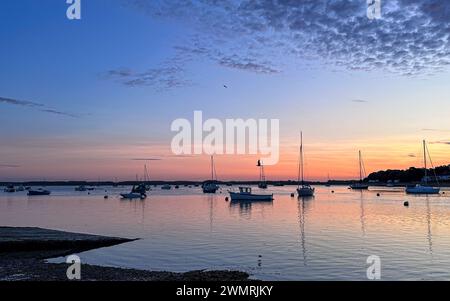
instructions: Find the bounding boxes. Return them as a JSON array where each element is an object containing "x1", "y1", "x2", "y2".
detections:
[
  {"x1": 210, "y1": 156, "x2": 214, "y2": 181},
  {"x1": 300, "y1": 132, "x2": 304, "y2": 186},
  {"x1": 297, "y1": 132, "x2": 304, "y2": 188},
  {"x1": 423, "y1": 140, "x2": 428, "y2": 184},
  {"x1": 359, "y1": 151, "x2": 363, "y2": 183}
]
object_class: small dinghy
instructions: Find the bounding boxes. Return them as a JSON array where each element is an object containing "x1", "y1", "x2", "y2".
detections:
[{"x1": 229, "y1": 187, "x2": 273, "y2": 201}]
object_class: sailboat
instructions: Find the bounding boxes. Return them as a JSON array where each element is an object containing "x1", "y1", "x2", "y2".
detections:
[
  {"x1": 406, "y1": 140, "x2": 440, "y2": 195},
  {"x1": 257, "y1": 160, "x2": 268, "y2": 189},
  {"x1": 297, "y1": 132, "x2": 315, "y2": 197},
  {"x1": 202, "y1": 156, "x2": 219, "y2": 193},
  {"x1": 325, "y1": 173, "x2": 331, "y2": 187},
  {"x1": 143, "y1": 164, "x2": 151, "y2": 191},
  {"x1": 350, "y1": 151, "x2": 369, "y2": 190}
]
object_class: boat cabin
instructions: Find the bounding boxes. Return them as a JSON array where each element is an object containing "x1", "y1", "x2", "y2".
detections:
[{"x1": 238, "y1": 187, "x2": 252, "y2": 194}]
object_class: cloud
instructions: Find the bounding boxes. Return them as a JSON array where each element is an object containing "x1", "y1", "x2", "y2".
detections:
[
  {"x1": 0, "y1": 96, "x2": 44, "y2": 108},
  {"x1": 0, "y1": 96, "x2": 80, "y2": 118},
  {"x1": 408, "y1": 153, "x2": 416, "y2": 158},
  {"x1": 121, "y1": 0, "x2": 450, "y2": 87},
  {"x1": 0, "y1": 164, "x2": 20, "y2": 168},
  {"x1": 103, "y1": 66, "x2": 193, "y2": 90},
  {"x1": 219, "y1": 56, "x2": 280, "y2": 74},
  {"x1": 351, "y1": 99, "x2": 369, "y2": 103}
]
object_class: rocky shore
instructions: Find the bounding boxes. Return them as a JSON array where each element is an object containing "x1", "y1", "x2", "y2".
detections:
[{"x1": 0, "y1": 227, "x2": 250, "y2": 281}]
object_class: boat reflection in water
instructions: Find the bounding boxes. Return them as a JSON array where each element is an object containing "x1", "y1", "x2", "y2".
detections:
[{"x1": 297, "y1": 196, "x2": 313, "y2": 266}]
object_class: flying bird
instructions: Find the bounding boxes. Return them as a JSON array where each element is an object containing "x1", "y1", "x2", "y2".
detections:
[{"x1": 223, "y1": 85, "x2": 228, "y2": 89}]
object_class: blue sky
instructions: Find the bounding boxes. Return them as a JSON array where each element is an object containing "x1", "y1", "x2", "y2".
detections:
[{"x1": 1, "y1": 0, "x2": 449, "y2": 181}]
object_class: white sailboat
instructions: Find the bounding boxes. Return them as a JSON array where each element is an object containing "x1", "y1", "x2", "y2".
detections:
[
  {"x1": 202, "y1": 156, "x2": 219, "y2": 193},
  {"x1": 297, "y1": 132, "x2": 315, "y2": 197},
  {"x1": 350, "y1": 151, "x2": 369, "y2": 190},
  {"x1": 406, "y1": 140, "x2": 440, "y2": 195}
]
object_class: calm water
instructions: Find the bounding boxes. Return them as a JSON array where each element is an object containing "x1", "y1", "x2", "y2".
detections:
[{"x1": 1, "y1": 185, "x2": 450, "y2": 280}]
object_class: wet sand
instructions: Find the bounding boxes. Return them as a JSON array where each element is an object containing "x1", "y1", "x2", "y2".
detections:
[{"x1": 0, "y1": 227, "x2": 250, "y2": 281}]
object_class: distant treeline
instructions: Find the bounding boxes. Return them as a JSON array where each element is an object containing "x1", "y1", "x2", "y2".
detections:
[{"x1": 366, "y1": 165, "x2": 450, "y2": 183}]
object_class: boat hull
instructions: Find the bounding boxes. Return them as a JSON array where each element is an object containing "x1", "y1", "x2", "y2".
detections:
[
  {"x1": 27, "y1": 190, "x2": 51, "y2": 196},
  {"x1": 406, "y1": 186, "x2": 440, "y2": 195},
  {"x1": 297, "y1": 187, "x2": 315, "y2": 197},
  {"x1": 120, "y1": 193, "x2": 146, "y2": 199},
  {"x1": 350, "y1": 184, "x2": 369, "y2": 190},
  {"x1": 229, "y1": 192, "x2": 273, "y2": 201},
  {"x1": 203, "y1": 187, "x2": 218, "y2": 193}
]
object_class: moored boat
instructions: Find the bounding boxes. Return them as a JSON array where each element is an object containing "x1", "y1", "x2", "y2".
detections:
[
  {"x1": 4, "y1": 184, "x2": 16, "y2": 193},
  {"x1": 120, "y1": 192, "x2": 146, "y2": 199},
  {"x1": 406, "y1": 140, "x2": 440, "y2": 195},
  {"x1": 350, "y1": 151, "x2": 369, "y2": 190},
  {"x1": 75, "y1": 185, "x2": 87, "y2": 191},
  {"x1": 161, "y1": 184, "x2": 171, "y2": 190},
  {"x1": 229, "y1": 187, "x2": 273, "y2": 201},
  {"x1": 296, "y1": 132, "x2": 315, "y2": 197},
  {"x1": 202, "y1": 156, "x2": 219, "y2": 193},
  {"x1": 27, "y1": 189, "x2": 51, "y2": 196}
]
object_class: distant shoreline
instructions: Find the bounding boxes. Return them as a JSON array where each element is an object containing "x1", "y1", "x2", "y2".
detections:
[{"x1": 1, "y1": 180, "x2": 449, "y2": 187}]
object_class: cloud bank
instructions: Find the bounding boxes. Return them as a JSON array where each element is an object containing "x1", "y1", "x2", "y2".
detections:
[{"x1": 117, "y1": 0, "x2": 450, "y2": 89}]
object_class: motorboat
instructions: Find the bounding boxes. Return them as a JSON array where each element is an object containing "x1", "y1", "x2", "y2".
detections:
[{"x1": 229, "y1": 187, "x2": 273, "y2": 201}]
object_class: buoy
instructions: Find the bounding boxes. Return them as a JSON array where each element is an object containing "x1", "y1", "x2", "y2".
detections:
[
  {"x1": 290, "y1": 193, "x2": 295, "y2": 197},
  {"x1": 104, "y1": 195, "x2": 108, "y2": 199},
  {"x1": 331, "y1": 190, "x2": 335, "y2": 193},
  {"x1": 225, "y1": 197, "x2": 229, "y2": 201},
  {"x1": 377, "y1": 193, "x2": 380, "y2": 197},
  {"x1": 404, "y1": 201, "x2": 409, "y2": 207}
]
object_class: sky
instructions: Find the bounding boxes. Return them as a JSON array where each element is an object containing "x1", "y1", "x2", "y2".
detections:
[{"x1": 0, "y1": 0, "x2": 449, "y2": 181}]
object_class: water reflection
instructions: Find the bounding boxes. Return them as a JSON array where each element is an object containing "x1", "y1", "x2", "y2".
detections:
[
  {"x1": 358, "y1": 191, "x2": 366, "y2": 237},
  {"x1": 297, "y1": 196, "x2": 313, "y2": 266},
  {"x1": 229, "y1": 199, "x2": 273, "y2": 217},
  {"x1": 426, "y1": 197, "x2": 433, "y2": 255}
]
